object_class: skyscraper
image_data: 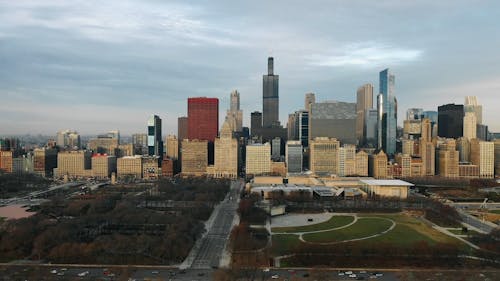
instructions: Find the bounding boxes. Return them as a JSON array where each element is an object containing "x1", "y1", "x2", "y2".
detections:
[
  {"x1": 177, "y1": 116, "x2": 188, "y2": 141},
  {"x1": 465, "y1": 96, "x2": 482, "y2": 125},
  {"x1": 438, "y1": 104, "x2": 464, "y2": 139},
  {"x1": 377, "y1": 69, "x2": 397, "y2": 155},
  {"x1": 214, "y1": 120, "x2": 238, "y2": 178},
  {"x1": 310, "y1": 101, "x2": 357, "y2": 145},
  {"x1": 463, "y1": 112, "x2": 477, "y2": 140},
  {"x1": 147, "y1": 115, "x2": 163, "y2": 158},
  {"x1": 356, "y1": 84, "x2": 373, "y2": 145},
  {"x1": 187, "y1": 97, "x2": 219, "y2": 142},
  {"x1": 305, "y1": 92, "x2": 316, "y2": 111},
  {"x1": 263, "y1": 57, "x2": 279, "y2": 127},
  {"x1": 406, "y1": 108, "x2": 423, "y2": 121},
  {"x1": 286, "y1": 140, "x2": 303, "y2": 173},
  {"x1": 226, "y1": 90, "x2": 243, "y2": 132}
]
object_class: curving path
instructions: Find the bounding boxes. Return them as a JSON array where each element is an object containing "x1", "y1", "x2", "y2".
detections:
[{"x1": 299, "y1": 217, "x2": 396, "y2": 244}]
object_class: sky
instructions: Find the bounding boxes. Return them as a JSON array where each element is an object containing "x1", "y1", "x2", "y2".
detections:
[{"x1": 1, "y1": 0, "x2": 500, "y2": 136}]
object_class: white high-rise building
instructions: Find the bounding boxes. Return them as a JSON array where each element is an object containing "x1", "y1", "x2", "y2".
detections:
[
  {"x1": 226, "y1": 90, "x2": 243, "y2": 132},
  {"x1": 464, "y1": 96, "x2": 482, "y2": 125},
  {"x1": 463, "y1": 112, "x2": 477, "y2": 140}
]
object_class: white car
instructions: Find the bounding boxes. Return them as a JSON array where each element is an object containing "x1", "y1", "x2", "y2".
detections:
[
  {"x1": 338, "y1": 272, "x2": 345, "y2": 276},
  {"x1": 349, "y1": 274, "x2": 357, "y2": 278},
  {"x1": 345, "y1": 271, "x2": 353, "y2": 274},
  {"x1": 271, "y1": 274, "x2": 279, "y2": 279},
  {"x1": 50, "y1": 270, "x2": 57, "y2": 274},
  {"x1": 263, "y1": 268, "x2": 270, "y2": 272}
]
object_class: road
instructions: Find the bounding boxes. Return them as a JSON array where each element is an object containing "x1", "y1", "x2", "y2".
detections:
[{"x1": 182, "y1": 179, "x2": 243, "y2": 270}]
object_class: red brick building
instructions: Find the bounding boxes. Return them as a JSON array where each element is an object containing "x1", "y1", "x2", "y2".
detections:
[{"x1": 187, "y1": 97, "x2": 219, "y2": 142}]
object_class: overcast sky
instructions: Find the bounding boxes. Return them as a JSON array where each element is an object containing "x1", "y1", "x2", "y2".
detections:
[{"x1": 1, "y1": 0, "x2": 500, "y2": 136}]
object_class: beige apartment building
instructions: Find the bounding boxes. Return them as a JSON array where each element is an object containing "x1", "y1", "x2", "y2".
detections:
[
  {"x1": 213, "y1": 121, "x2": 238, "y2": 178},
  {"x1": 142, "y1": 156, "x2": 160, "y2": 180},
  {"x1": 309, "y1": 137, "x2": 340, "y2": 175},
  {"x1": 470, "y1": 139, "x2": 494, "y2": 178},
  {"x1": 437, "y1": 140, "x2": 459, "y2": 177},
  {"x1": 338, "y1": 144, "x2": 356, "y2": 177},
  {"x1": 395, "y1": 154, "x2": 412, "y2": 178},
  {"x1": 91, "y1": 154, "x2": 117, "y2": 179},
  {"x1": 246, "y1": 143, "x2": 271, "y2": 176},
  {"x1": 420, "y1": 140, "x2": 435, "y2": 176},
  {"x1": 56, "y1": 150, "x2": 92, "y2": 178},
  {"x1": 369, "y1": 150, "x2": 388, "y2": 179},
  {"x1": 117, "y1": 155, "x2": 142, "y2": 179},
  {"x1": 355, "y1": 150, "x2": 368, "y2": 176},
  {"x1": 33, "y1": 148, "x2": 58, "y2": 177},
  {"x1": 166, "y1": 135, "x2": 179, "y2": 160},
  {"x1": 181, "y1": 139, "x2": 208, "y2": 176}
]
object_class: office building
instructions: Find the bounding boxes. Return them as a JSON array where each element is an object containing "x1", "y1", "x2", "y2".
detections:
[
  {"x1": 285, "y1": 141, "x2": 303, "y2": 173},
  {"x1": 402, "y1": 139, "x2": 415, "y2": 156},
  {"x1": 287, "y1": 113, "x2": 297, "y2": 140},
  {"x1": 246, "y1": 143, "x2": 271, "y2": 176},
  {"x1": 56, "y1": 130, "x2": 81, "y2": 150},
  {"x1": 355, "y1": 150, "x2": 369, "y2": 176},
  {"x1": 364, "y1": 109, "x2": 378, "y2": 147},
  {"x1": 142, "y1": 156, "x2": 160, "y2": 180},
  {"x1": 132, "y1": 133, "x2": 148, "y2": 155},
  {"x1": 91, "y1": 154, "x2": 117, "y2": 179},
  {"x1": 309, "y1": 101, "x2": 357, "y2": 144},
  {"x1": 403, "y1": 119, "x2": 421, "y2": 140},
  {"x1": 181, "y1": 139, "x2": 208, "y2": 176},
  {"x1": 406, "y1": 108, "x2": 423, "y2": 120},
  {"x1": 0, "y1": 151, "x2": 13, "y2": 173},
  {"x1": 438, "y1": 104, "x2": 464, "y2": 139},
  {"x1": 226, "y1": 90, "x2": 243, "y2": 132},
  {"x1": 463, "y1": 112, "x2": 477, "y2": 140},
  {"x1": 457, "y1": 138, "x2": 470, "y2": 163},
  {"x1": 495, "y1": 139, "x2": 500, "y2": 176},
  {"x1": 476, "y1": 124, "x2": 489, "y2": 141},
  {"x1": 271, "y1": 137, "x2": 282, "y2": 161},
  {"x1": 377, "y1": 69, "x2": 397, "y2": 155},
  {"x1": 188, "y1": 97, "x2": 219, "y2": 142},
  {"x1": 421, "y1": 118, "x2": 432, "y2": 142},
  {"x1": 338, "y1": 144, "x2": 356, "y2": 177},
  {"x1": 88, "y1": 137, "x2": 119, "y2": 155},
  {"x1": 117, "y1": 156, "x2": 143, "y2": 179},
  {"x1": 470, "y1": 139, "x2": 494, "y2": 178},
  {"x1": 251, "y1": 111, "x2": 263, "y2": 137},
  {"x1": 356, "y1": 84, "x2": 373, "y2": 145},
  {"x1": 177, "y1": 116, "x2": 189, "y2": 141},
  {"x1": 162, "y1": 158, "x2": 174, "y2": 177},
  {"x1": 263, "y1": 57, "x2": 280, "y2": 127},
  {"x1": 56, "y1": 150, "x2": 92, "y2": 178},
  {"x1": 33, "y1": 148, "x2": 58, "y2": 177},
  {"x1": 166, "y1": 135, "x2": 179, "y2": 160},
  {"x1": 147, "y1": 115, "x2": 163, "y2": 158},
  {"x1": 420, "y1": 140, "x2": 435, "y2": 176},
  {"x1": 437, "y1": 140, "x2": 459, "y2": 177},
  {"x1": 369, "y1": 150, "x2": 388, "y2": 179},
  {"x1": 213, "y1": 121, "x2": 238, "y2": 178},
  {"x1": 395, "y1": 154, "x2": 412, "y2": 178},
  {"x1": 309, "y1": 137, "x2": 340, "y2": 175},
  {"x1": 305, "y1": 92, "x2": 316, "y2": 111},
  {"x1": 465, "y1": 96, "x2": 482, "y2": 125}
]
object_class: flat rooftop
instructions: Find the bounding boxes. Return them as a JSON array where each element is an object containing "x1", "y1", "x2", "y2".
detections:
[{"x1": 360, "y1": 179, "x2": 415, "y2": 186}]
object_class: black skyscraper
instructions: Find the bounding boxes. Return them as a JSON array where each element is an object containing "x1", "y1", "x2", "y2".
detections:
[
  {"x1": 263, "y1": 57, "x2": 279, "y2": 127},
  {"x1": 438, "y1": 104, "x2": 464, "y2": 138}
]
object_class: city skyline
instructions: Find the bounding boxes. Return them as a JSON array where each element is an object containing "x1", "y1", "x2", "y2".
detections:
[{"x1": 1, "y1": 1, "x2": 500, "y2": 135}]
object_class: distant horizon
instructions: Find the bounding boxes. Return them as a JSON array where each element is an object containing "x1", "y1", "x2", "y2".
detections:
[{"x1": 1, "y1": 1, "x2": 499, "y2": 135}]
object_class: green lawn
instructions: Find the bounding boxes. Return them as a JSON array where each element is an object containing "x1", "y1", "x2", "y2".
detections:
[
  {"x1": 447, "y1": 229, "x2": 481, "y2": 236},
  {"x1": 271, "y1": 234, "x2": 301, "y2": 256},
  {"x1": 490, "y1": 209, "x2": 500, "y2": 214},
  {"x1": 302, "y1": 217, "x2": 392, "y2": 243},
  {"x1": 272, "y1": 215, "x2": 354, "y2": 233}
]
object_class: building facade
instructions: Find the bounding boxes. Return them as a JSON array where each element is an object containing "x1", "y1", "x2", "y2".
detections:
[
  {"x1": 356, "y1": 84, "x2": 373, "y2": 145},
  {"x1": 309, "y1": 101, "x2": 357, "y2": 145},
  {"x1": 285, "y1": 141, "x2": 303, "y2": 173},
  {"x1": 213, "y1": 121, "x2": 238, "y2": 178},
  {"x1": 246, "y1": 143, "x2": 271, "y2": 176},
  {"x1": 147, "y1": 115, "x2": 163, "y2": 158},
  {"x1": 188, "y1": 97, "x2": 219, "y2": 142},
  {"x1": 377, "y1": 69, "x2": 397, "y2": 155},
  {"x1": 309, "y1": 137, "x2": 340, "y2": 175},
  {"x1": 263, "y1": 57, "x2": 280, "y2": 128},
  {"x1": 181, "y1": 139, "x2": 208, "y2": 176}
]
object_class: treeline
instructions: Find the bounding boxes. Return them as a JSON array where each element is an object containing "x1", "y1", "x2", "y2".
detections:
[
  {"x1": 0, "y1": 172, "x2": 52, "y2": 198},
  {"x1": 156, "y1": 177, "x2": 230, "y2": 202},
  {"x1": 286, "y1": 241, "x2": 469, "y2": 268},
  {"x1": 0, "y1": 178, "x2": 230, "y2": 264}
]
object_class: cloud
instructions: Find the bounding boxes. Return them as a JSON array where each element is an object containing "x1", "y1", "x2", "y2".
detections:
[{"x1": 308, "y1": 42, "x2": 423, "y2": 67}]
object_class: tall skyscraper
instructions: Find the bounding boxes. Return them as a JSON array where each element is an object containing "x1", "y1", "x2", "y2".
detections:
[
  {"x1": 262, "y1": 57, "x2": 279, "y2": 127},
  {"x1": 305, "y1": 92, "x2": 316, "y2": 111},
  {"x1": 438, "y1": 104, "x2": 464, "y2": 139},
  {"x1": 226, "y1": 90, "x2": 243, "y2": 132},
  {"x1": 187, "y1": 97, "x2": 219, "y2": 142},
  {"x1": 250, "y1": 111, "x2": 263, "y2": 137},
  {"x1": 147, "y1": 115, "x2": 163, "y2": 158},
  {"x1": 214, "y1": 120, "x2": 238, "y2": 178},
  {"x1": 470, "y1": 139, "x2": 494, "y2": 178},
  {"x1": 463, "y1": 112, "x2": 477, "y2": 140},
  {"x1": 465, "y1": 96, "x2": 482, "y2": 125},
  {"x1": 356, "y1": 84, "x2": 374, "y2": 146},
  {"x1": 177, "y1": 116, "x2": 188, "y2": 141},
  {"x1": 56, "y1": 130, "x2": 81, "y2": 150},
  {"x1": 285, "y1": 140, "x2": 303, "y2": 173},
  {"x1": 377, "y1": 69, "x2": 397, "y2": 155}
]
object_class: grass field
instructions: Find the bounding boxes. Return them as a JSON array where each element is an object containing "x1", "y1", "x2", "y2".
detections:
[
  {"x1": 302, "y1": 217, "x2": 392, "y2": 243},
  {"x1": 272, "y1": 215, "x2": 354, "y2": 233},
  {"x1": 271, "y1": 213, "x2": 469, "y2": 257},
  {"x1": 490, "y1": 209, "x2": 500, "y2": 214}
]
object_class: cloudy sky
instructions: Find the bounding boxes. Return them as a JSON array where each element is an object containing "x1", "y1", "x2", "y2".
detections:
[{"x1": 1, "y1": 0, "x2": 500, "y2": 136}]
